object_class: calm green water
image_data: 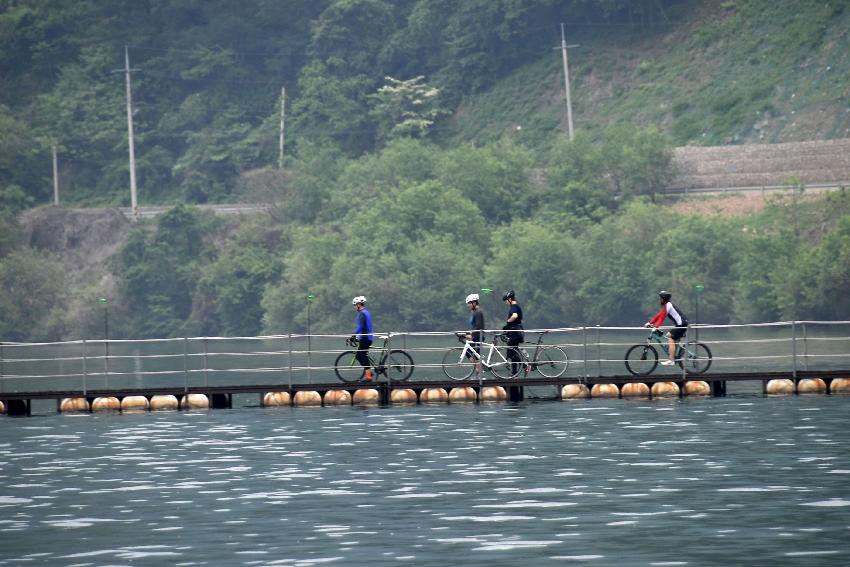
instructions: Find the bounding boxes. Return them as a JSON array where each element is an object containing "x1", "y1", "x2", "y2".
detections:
[{"x1": 1, "y1": 395, "x2": 849, "y2": 566}]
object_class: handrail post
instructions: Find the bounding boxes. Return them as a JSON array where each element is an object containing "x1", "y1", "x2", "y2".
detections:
[
  {"x1": 183, "y1": 337, "x2": 189, "y2": 394},
  {"x1": 386, "y1": 332, "x2": 392, "y2": 386},
  {"x1": 82, "y1": 339, "x2": 87, "y2": 396},
  {"x1": 802, "y1": 322, "x2": 808, "y2": 372},
  {"x1": 287, "y1": 334, "x2": 293, "y2": 390},
  {"x1": 203, "y1": 338, "x2": 209, "y2": 388},
  {"x1": 307, "y1": 332, "x2": 313, "y2": 383},
  {"x1": 596, "y1": 325, "x2": 601, "y2": 377},
  {"x1": 0, "y1": 343, "x2": 4, "y2": 394},
  {"x1": 791, "y1": 321, "x2": 798, "y2": 379},
  {"x1": 582, "y1": 326, "x2": 588, "y2": 382}
]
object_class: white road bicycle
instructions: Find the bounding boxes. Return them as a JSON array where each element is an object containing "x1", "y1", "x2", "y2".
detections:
[{"x1": 442, "y1": 333, "x2": 520, "y2": 380}]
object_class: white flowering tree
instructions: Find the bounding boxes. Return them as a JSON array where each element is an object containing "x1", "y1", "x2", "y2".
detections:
[{"x1": 370, "y1": 76, "x2": 447, "y2": 142}]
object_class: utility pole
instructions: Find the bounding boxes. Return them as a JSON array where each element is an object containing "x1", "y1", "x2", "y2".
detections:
[
  {"x1": 52, "y1": 145, "x2": 59, "y2": 205},
  {"x1": 279, "y1": 87, "x2": 286, "y2": 170},
  {"x1": 557, "y1": 23, "x2": 580, "y2": 141},
  {"x1": 118, "y1": 45, "x2": 139, "y2": 220}
]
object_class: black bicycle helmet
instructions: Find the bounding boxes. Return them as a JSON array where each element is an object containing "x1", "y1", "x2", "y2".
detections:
[
  {"x1": 502, "y1": 289, "x2": 516, "y2": 301},
  {"x1": 658, "y1": 290, "x2": 672, "y2": 301}
]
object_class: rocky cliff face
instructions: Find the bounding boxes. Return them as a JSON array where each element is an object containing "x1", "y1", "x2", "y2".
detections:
[{"x1": 18, "y1": 206, "x2": 133, "y2": 293}]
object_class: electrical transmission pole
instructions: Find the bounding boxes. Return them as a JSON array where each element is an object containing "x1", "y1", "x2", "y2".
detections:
[
  {"x1": 119, "y1": 45, "x2": 139, "y2": 219},
  {"x1": 557, "y1": 23, "x2": 580, "y2": 141},
  {"x1": 279, "y1": 87, "x2": 286, "y2": 170},
  {"x1": 52, "y1": 145, "x2": 59, "y2": 205}
]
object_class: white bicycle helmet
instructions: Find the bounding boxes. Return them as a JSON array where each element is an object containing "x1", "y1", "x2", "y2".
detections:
[
  {"x1": 465, "y1": 293, "x2": 479, "y2": 304},
  {"x1": 352, "y1": 295, "x2": 367, "y2": 305}
]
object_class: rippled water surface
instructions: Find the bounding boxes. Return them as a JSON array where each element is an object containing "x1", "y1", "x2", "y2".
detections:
[{"x1": 2, "y1": 395, "x2": 850, "y2": 566}]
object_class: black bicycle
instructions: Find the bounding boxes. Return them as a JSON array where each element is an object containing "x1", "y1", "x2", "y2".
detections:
[
  {"x1": 334, "y1": 335, "x2": 414, "y2": 383},
  {"x1": 516, "y1": 330, "x2": 570, "y2": 378},
  {"x1": 624, "y1": 327, "x2": 712, "y2": 376}
]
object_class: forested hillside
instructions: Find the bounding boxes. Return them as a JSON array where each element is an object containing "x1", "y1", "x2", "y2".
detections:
[{"x1": 1, "y1": 0, "x2": 849, "y2": 341}]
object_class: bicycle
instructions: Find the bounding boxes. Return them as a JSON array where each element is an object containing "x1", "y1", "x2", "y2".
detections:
[
  {"x1": 334, "y1": 335, "x2": 414, "y2": 383},
  {"x1": 442, "y1": 333, "x2": 516, "y2": 380},
  {"x1": 624, "y1": 327, "x2": 712, "y2": 376},
  {"x1": 514, "y1": 331, "x2": 570, "y2": 378}
]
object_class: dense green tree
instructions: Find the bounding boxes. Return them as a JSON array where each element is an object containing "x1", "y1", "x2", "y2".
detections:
[
  {"x1": 198, "y1": 223, "x2": 284, "y2": 336},
  {"x1": 117, "y1": 205, "x2": 216, "y2": 337},
  {"x1": 0, "y1": 248, "x2": 67, "y2": 341}
]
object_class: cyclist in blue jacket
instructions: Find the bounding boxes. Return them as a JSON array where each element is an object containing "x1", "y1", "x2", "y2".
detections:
[{"x1": 350, "y1": 296, "x2": 374, "y2": 381}]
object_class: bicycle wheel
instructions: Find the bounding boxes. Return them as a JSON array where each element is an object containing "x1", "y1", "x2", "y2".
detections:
[
  {"x1": 442, "y1": 348, "x2": 476, "y2": 380},
  {"x1": 624, "y1": 344, "x2": 658, "y2": 376},
  {"x1": 534, "y1": 346, "x2": 569, "y2": 378},
  {"x1": 334, "y1": 351, "x2": 364, "y2": 383},
  {"x1": 490, "y1": 346, "x2": 522, "y2": 379},
  {"x1": 678, "y1": 342, "x2": 712, "y2": 375},
  {"x1": 385, "y1": 350, "x2": 414, "y2": 382}
]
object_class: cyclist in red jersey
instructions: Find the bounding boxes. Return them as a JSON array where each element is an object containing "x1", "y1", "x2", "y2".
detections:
[{"x1": 646, "y1": 290, "x2": 689, "y2": 366}]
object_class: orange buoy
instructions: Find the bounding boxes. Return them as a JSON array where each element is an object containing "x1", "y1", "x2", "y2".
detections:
[
  {"x1": 590, "y1": 383, "x2": 619, "y2": 398},
  {"x1": 480, "y1": 386, "x2": 507, "y2": 401},
  {"x1": 0, "y1": 401, "x2": 5, "y2": 414},
  {"x1": 263, "y1": 392, "x2": 292, "y2": 406},
  {"x1": 59, "y1": 397, "x2": 89, "y2": 413},
  {"x1": 324, "y1": 389, "x2": 352, "y2": 405},
  {"x1": 620, "y1": 383, "x2": 650, "y2": 398},
  {"x1": 797, "y1": 378, "x2": 827, "y2": 394},
  {"x1": 390, "y1": 389, "x2": 418, "y2": 404},
  {"x1": 352, "y1": 388, "x2": 379, "y2": 405},
  {"x1": 180, "y1": 394, "x2": 210, "y2": 409},
  {"x1": 829, "y1": 377, "x2": 850, "y2": 394},
  {"x1": 121, "y1": 396, "x2": 149, "y2": 411},
  {"x1": 293, "y1": 391, "x2": 322, "y2": 406},
  {"x1": 91, "y1": 397, "x2": 121, "y2": 412},
  {"x1": 560, "y1": 384, "x2": 590, "y2": 399},
  {"x1": 449, "y1": 387, "x2": 477, "y2": 402},
  {"x1": 419, "y1": 388, "x2": 449, "y2": 403},
  {"x1": 765, "y1": 379, "x2": 795, "y2": 395},
  {"x1": 651, "y1": 381, "x2": 680, "y2": 398},
  {"x1": 150, "y1": 394, "x2": 179, "y2": 411},
  {"x1": 683, "y1": 381, "x2": 711, "y2": 396}
]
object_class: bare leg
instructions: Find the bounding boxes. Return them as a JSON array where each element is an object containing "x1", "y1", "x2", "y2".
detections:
[{"x1": 667, "y1": 334, "x2": 677, "y2": 362}]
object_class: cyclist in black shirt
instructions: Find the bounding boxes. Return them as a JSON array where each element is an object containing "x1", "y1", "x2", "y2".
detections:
[
  {"x1": 465, "y1": 293, "x2": 485, "y2": 373},
  {"x1": 502, "y1": 289, "x2": 524, "y2": 376}
]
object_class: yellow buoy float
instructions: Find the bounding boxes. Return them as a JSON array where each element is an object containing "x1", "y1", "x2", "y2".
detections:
[
  {"x1": 352, "y1": 389, "x2": 380, "y2": 405},
  {"x1": 797, "y1": 378, "x2": 827, "y2": 394},
  {"x1": 560, "y1": 384, "x2": 590, "y2": 399},
  {"x1": 480, "y1": 386, "x2": 507, "y2": 401},
  {"x1": 121, "y1": 396, "x2": 149, "y2": 411},
  {"x1": 150, "y1": 395, "x2": 179, "y2": 411},
  {"x1": 684, "y1": 381, "x2": 711, "y2": 396},
  {"x1": 180, "y1": 394, "x2": 210, "y2": 409},
  {"x1": 449, "y1": 387, "x2": 477, "y2": 403},
  {"x1": 829, "y1": 377, "x2": 850, "y2": 394},
  {"x1": 620, "y1": 383, "x2": 650, "y2": 398},
  {"x1": 765, "y1": 378, "x2": 795, "y2": 395},
  {"x1": 59, "y1": 397, "x2": 90, "y2": 413},
  {"x1": 390, "y1": 389, "x2": 418, "y2": 404},
  {"x1": 263, "y1": 392, "x2": 291, "y2": 406},
  {"x1": 651, "y1": 381, "x2": 680, "y2": 398},
  {"x1": 0, "y1": 400, "x2": 6, "y2": 414},
  {"x1": 293, "y1": 391, "x2": 322, "y2": 406},
  {"x1": 419, "y1": 388, "x2": 449, "y2": 403},
  {"x1": 323, "y1": 389, "x2": 352, "y2": 405},
  {"x1": 590, "y1": 383, "x2": 619, "y2": 398},
  {"x1": 91, "y1": 397, "x2": 121, "y2": 412}
]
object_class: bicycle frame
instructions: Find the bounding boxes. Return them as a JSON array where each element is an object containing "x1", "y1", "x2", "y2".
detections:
[
  {"x1": 348, "y1": 336, "x2": 390, "y2": 374},
  {"x1": 647, "y1": 329, "x2": 692, "y2": 359},
  {"x1": 456, "y1": 339, "x2": 509, "y2": 370}
]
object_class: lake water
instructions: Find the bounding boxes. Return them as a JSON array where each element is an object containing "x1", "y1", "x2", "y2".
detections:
[{"x1": 1, "y1": 395, "x2": 849, "y2": 566}]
